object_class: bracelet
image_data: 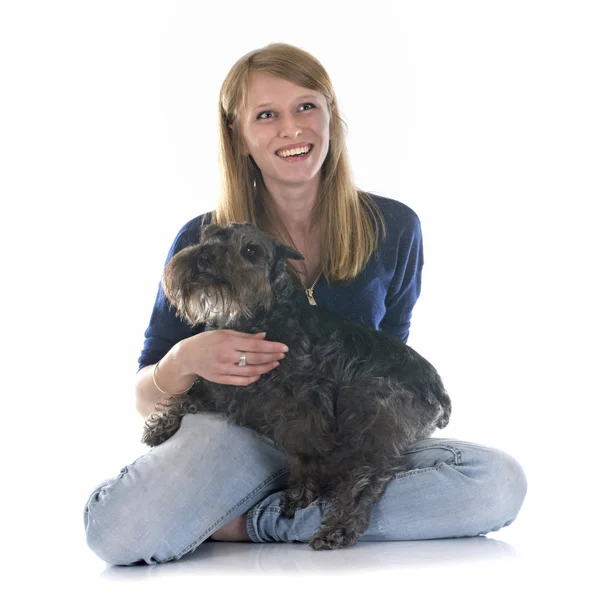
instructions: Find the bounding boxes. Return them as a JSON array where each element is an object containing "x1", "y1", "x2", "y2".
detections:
[{"x1": 152, "y1": 360, "x2": 196, "y2": 396}]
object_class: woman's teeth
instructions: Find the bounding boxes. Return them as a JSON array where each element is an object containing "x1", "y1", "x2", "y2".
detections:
[{"x1": 276, "y1": 144, "x2": 312, "y2": 158}]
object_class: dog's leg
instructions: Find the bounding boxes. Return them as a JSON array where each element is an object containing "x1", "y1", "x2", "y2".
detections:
[
  {"x1": 309, "y1": 466, "x2": 395, "y2": 550},
  {"x1": 142, "y1": 396, "x2": 200, "y2": 447},
  {"x1": 280, "y1": 455, "x2": 323, "y2": 518}
]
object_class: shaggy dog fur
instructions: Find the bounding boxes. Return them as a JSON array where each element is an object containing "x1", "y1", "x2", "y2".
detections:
[{"x1": 142, "y1": 222, "x2": 451, "y2": 550}]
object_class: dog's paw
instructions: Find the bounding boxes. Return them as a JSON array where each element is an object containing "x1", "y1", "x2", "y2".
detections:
[{"x1": 309, "y1": 526, "x2": 360, "y2": 551}]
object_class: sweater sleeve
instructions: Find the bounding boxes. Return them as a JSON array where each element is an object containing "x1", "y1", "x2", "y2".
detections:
[
  {"x1": 137, "y1": 218, "x2": 206, "y2": 372},
  {"x1": 378, "y1": 209, "x2": 424, "y2": 343}
]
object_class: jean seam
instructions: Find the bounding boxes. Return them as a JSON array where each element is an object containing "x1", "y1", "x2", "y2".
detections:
[
  {"x1": 392, "y1": 462, "x2": 447, "y2": 481},
  {"x1": 403, "y1": 443, "x2": 463, "y2": 467},
  {"x1": 168, "y1": 466, "x2": 289, "y2": 561},
  {"x1": 247, "y1": 499, "x2": 330, "y2": 518}
]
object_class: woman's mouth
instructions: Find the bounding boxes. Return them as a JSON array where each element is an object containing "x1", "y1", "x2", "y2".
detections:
[{"x1": 275, "y1": 144, "x2": 314, "y2": 162}]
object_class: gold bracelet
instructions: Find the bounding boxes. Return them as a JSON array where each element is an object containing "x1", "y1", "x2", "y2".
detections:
[{"x1": 152, "y1": 360, "x2": 196, "y2": 396}]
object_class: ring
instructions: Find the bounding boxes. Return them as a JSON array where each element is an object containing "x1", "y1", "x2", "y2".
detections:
[{"x1": 238, "y1": 353, "x2": 247, "y2": 367}]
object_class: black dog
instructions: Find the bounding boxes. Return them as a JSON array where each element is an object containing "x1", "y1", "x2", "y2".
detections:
[{"x1": 143, "y1": 222, "x2": 451, "y2": 550}]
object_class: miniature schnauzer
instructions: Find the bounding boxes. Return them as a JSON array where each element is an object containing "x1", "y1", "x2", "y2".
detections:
[{"x1": 142, "y1": 222, "x2": 451, "y2": 550}]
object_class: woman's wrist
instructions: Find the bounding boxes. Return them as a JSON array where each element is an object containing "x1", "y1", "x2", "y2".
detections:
[
  {"x1": 154, "y1": 342, "x2": 198, "y2": 395},
  {"x1": 152, "y1": 361, "x2": 195, "y2": 396}
]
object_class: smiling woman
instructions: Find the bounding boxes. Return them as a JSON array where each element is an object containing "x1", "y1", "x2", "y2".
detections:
[{"x1": 227, "y1": 71, "x2": 334, "y2": 253}]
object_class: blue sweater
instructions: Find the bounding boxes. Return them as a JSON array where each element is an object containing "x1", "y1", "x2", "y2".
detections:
[{"x1": 137, "y1": 194, "x2": 424, "y2": 372}]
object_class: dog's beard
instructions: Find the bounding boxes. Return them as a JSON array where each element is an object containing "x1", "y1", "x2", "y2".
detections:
[{"x1": 180, "y1": 281, "x2": 242, "y2": 327}]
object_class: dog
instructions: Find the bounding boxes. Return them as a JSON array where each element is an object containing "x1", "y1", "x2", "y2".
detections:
[{"x1": 142, "y1": 222, "x2": 451, "y2": 550}]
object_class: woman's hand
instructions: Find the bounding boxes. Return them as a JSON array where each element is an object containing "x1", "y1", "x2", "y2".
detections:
[{"x1": 174, "y1": 330, "x2": 289, "y2": 386}]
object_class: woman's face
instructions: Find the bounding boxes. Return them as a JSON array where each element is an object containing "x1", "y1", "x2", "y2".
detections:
[{"x1": 236, "y1": 72, "x2": 331, "y2": 188}]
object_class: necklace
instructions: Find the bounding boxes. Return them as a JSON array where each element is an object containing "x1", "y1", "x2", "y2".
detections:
[{"x1": 304, "y1": 271, "x2": 322, "y2": 306}]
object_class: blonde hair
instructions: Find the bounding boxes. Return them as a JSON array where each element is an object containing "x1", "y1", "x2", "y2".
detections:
[{"x1": 213, "y1": 42, "x2": 386, "y2": 285}]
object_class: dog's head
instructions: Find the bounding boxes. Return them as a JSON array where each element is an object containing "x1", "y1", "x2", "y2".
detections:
[{"x1": 162, "y1": 222, "x2": 303, "y2": 328}]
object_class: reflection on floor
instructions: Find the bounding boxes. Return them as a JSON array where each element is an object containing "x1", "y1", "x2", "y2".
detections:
[{"x1": 100, "y1": 536, "x2": 515, "y2": 579}]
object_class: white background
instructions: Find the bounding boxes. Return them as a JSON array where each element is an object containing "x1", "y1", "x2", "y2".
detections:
[{"x1": 1, "y1": 0, "x2": 598, "y2": 597}]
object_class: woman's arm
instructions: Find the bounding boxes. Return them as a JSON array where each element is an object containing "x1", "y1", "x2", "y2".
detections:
[
  {"x1": 135, "y1": 330, "x2": 288, "y2": 418},
  {"x1": 379, "y1": 208, "x2": 424, "y2": 342},
  {"x1": 135, "y1": 342, "x2": 197, "y2": 418}
]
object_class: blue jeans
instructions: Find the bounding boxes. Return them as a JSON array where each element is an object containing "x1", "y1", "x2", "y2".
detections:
[{"x1": 84, "y1": 414, "x2": 527, "y2": 565}]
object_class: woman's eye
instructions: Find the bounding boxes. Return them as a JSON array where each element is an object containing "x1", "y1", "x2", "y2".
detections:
[{"x1": 257, "y1": 103, "x2": 315, "y2": 120}]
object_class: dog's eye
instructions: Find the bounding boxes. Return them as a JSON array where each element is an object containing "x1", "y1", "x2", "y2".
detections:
[{"x1": 243, "y1": 243, "x2": 260, "y2": 259}]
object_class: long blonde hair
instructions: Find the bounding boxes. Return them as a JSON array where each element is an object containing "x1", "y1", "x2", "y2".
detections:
[{"x1": 213, "y1": 42, "x2": 386, "y2": 285}]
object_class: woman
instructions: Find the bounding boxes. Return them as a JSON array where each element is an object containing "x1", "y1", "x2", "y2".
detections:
[{"x1": 84, "y1": 43, "x2": 527, "y2": 566}]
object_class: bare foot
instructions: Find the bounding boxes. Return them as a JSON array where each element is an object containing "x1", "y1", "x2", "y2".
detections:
[{"x1": 210, "y1": 513, "x2": 251, "y2": 542}]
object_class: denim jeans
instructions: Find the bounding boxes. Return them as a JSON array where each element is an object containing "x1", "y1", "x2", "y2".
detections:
[{"x1": 84, "y1": 414, "x2": 527, "y2": 565}]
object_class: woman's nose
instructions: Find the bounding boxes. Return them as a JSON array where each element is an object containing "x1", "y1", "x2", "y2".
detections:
[{"x1": 278, "y1": 111, "x2": 303, "y2": 138}]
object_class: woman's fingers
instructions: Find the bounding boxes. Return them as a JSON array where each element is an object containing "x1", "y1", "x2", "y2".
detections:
[
  {"x1": 227, "y1": 333, "x2": 288, "y2": 368},
  {"x1": 244, "y1": 339, "x2": 289, "y2": 355},
  {"x1": 221, "y1": 360, "x2": 281, "y2": 377},
  {"x1": 219, "y1": 375, "x2": 262, "y2": 386},
  {"x1": 193, "y1": 329, "x2": 288, "y2": 386},
  {"x1": 226, "y1": 330, "x2": 289, "y2": 355},
  {"x1": 230, "y1": 351, "x2": 286, "y2": 366}
]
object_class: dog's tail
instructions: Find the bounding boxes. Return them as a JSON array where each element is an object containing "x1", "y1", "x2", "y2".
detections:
[{"x1": 435, "y1": 389, "x2": 452, "y2": 429}]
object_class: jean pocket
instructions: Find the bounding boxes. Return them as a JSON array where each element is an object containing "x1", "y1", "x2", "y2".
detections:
[{"x1": 401, "y1": 439, "x2": 462, "y2": 470}]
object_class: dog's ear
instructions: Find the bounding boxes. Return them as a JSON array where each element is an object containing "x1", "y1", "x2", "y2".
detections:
[
  {"x1": 275, "y1": 242, "x2": 304, "y2": 262},
  {"x1": 199, "y1": 223, "x2": 221, "y2": 238}
]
